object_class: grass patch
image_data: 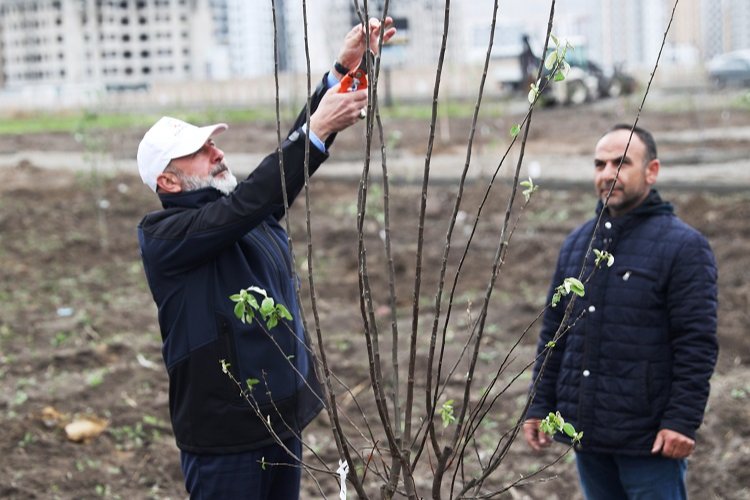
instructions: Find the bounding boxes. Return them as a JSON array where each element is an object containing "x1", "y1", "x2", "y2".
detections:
[
  {"x1": 0, "y1": 107, "x2": 293, "y2": 135},
  {"x1": 0, "y1": 98, "x2": 507, "y2": 135}
]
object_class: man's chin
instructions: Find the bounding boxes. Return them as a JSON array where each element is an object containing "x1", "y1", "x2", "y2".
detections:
[{"x1": 211, "y1": 173, "x2": 238, "y2": 195}]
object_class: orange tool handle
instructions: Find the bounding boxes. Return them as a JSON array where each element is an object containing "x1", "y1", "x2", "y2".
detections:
[{"x1": 339, "y1": 68, "x2": 368, "y2": 93}]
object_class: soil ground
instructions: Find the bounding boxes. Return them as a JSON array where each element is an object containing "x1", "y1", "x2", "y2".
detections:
[{"x1": 1, "y1": 89, "x2": 749, "y2": 499}]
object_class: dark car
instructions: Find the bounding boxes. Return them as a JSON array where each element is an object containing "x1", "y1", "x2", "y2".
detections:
[{"x1": 707, "y1": 50, "x2": 750, "y2": 87}]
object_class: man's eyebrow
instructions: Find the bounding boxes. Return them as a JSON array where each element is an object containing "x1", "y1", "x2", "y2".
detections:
[{"x1": 594, "y1": 155, "x2": 629, "y2": 165}]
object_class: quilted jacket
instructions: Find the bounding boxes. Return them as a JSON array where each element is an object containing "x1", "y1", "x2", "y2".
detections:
[
  {"x1": 528, "y1": 190, "x2": 718, "y2": 454},
  {"x1": 137, "y1": 76, "x2": 334, "y2": 454}
]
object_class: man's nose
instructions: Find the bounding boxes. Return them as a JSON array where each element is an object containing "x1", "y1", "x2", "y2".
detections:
[
  {"x1": 601, "y1": 161, "x2": 619, "y2": 180},
  {"x1": 211, "y1": 146, "x2": 224, "y2": 163}
]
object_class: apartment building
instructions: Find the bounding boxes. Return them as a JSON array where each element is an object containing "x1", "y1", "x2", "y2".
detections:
[
  {"x1": 702, "y1": 0, "x2": 750, "y2": 59},
  {"x1": 0, "y1": 0, "x2": 215, "y2": 91}
]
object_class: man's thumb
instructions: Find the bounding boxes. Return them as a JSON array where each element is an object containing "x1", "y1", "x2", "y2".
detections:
[{"x1": 651, "y1": 431, "x2": 663, "y2": 454}]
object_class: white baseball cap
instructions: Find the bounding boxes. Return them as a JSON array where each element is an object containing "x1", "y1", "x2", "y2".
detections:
[{"x1": 137, "y1": 116, "x2": 228, "y2": 192}]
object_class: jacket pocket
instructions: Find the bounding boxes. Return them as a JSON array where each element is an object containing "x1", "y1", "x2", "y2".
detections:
[{"x1": 617, "y1": 266, "x2": 658, "y2": 284}]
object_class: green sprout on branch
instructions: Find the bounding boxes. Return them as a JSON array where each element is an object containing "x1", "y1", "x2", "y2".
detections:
[
  {"x1": 510, "y1": 124, "x2": 521, "y2": 138},
  {"x1": 230, "y1": 286, "x2": 292, "y2": 330},
  {"x1": 593, "y1": 249, "x2": 615, "y2": 268},
  {"x1": 544, "y1": 34, "x2": 573, "y2": 82},
  {"x1": 520, "y1": 177, "x2": 538, "y2": 202},
  {"x1": 529, "y1": 34, "x2": 574, "y2": 104},
  {"x1": 540, "y1": 411, "x2": 583, "y2": 444},
  {"x1": 528, "y1": 79, "x2": 541, "y2": 104},
  {"x1": 439, "y1": 399, "x2": 456, "y2": 428},
  {"x1": 551, "y1": 277, "x2": 585, "y2": 307}
]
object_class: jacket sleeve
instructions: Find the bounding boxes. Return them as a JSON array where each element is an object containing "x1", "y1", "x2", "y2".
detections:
[
  {"x1": 527, "y1": 252, "x2": 567, "y2": 420},
  {"x1": 269, "y1": 73, "x2": 339, "y2": 220},
  {"x1": 660, "y1": 231, "x2": 718, "y2": 438}
]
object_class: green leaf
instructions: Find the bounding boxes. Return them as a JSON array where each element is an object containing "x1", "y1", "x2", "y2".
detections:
[
  {"x1": 440, "y1": 399, "x2": 456, "y2": 428},
  {"x1": 550, "y1": 34, "x2": 559, "y2": 47},
  {"x1": 260, "y1": 297, "x2": 275, "y2": 317},
  {"x1": 510, "y1": 124, "x2": 521, "y2": 137},
  {"x1": 566, "y1": 278, "x2": 585, "y2": 297},
  {"x1": 545, "y1": 340, "x2": 556, "y2": 348},
  {"x1": 233, "y1": 301, "x2": 245, "y2": 320},
  {"x1": 246, "y1": 378, "x2": 260, "y2": 391},
  {"x1": 276, "y1": 304, "x2": 292, "y2": 321},
  {"x1": 528, "y1": 81, "x2": 540, "y2": 104},
  {"x1": 266, "y1": 316, "x2": 278, "y2": 330},
  {"x1": 229, "y1": 294, "x2": 242, "y2": 302},
  {"x1": 562, "y1": 422, "x2": 576, "y2": 438},
  {"x1": 520, "y1": 177, "x2": 537, "y2": 202},
  {"x1": 553, "y1": 71, "x2": 566, "y2": 82},
  {"x1": 220, "y1": 359, "x2": 230, "y2": 374},
  {"x1": 246, "y1": 294, "x2": 259, "y2": 310},
  {"x1": 544, "y1": 50, "x2": 558, "y2": 71}
]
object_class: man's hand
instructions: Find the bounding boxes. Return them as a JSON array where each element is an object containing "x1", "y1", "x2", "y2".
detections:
[
  {"x1": 651, "y1": 429, "x2": 695, "y2": 459},
  {"x1": 309, "y1": 83, "x2": 368, "y2": 141},
  {"x1": 523, "y1": 419, "x2": 552, "y2": 452},
  {"x1": 335, "y1": 17, "x2": 397, "y2": 77}
]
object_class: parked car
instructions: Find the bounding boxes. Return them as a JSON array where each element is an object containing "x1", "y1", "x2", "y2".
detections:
[{"x1": 707, "y1": 50, "x2": 750, "y2": 87}]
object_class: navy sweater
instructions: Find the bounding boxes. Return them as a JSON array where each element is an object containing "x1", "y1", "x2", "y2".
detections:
[{"x1": 528, "y1": 190, "x2": 718, "y2": 454}]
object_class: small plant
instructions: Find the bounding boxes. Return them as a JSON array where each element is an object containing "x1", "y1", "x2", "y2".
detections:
[
  {"x1": 593, "y1": 249, "x2": 615, "y2": 268},
  {"x1": 539, "y1": 411, "x2": 583, "y2": 443},
  {"x1": 439, "y1": 399, "x2": 456, "y2": 428},
  {"x1": 551, "y1": 277, "x2": 585, "y2": 307},
  {"x1": 528, "y1": 34, "x2": 574, "y2": 104},
  {"x1": 520, "y1": 177, "x2": 538, "y2": 202},
  {"x1": 17, "y1": 431, "x2": 36, "y2": 448},
  {"x1": 229, "y1": 286, "x2": 292, "y2": 330},
  {"x1": 543, "y1": 35, "x2": 573, "y2": 82}
]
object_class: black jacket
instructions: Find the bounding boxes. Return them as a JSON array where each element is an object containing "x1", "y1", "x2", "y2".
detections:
[
  {"x1": 138, "y1": 76, "x2": 334, "y2": 453},
  {"x1": 528, "y1": 190, "x2": 718, "y2": 454}
]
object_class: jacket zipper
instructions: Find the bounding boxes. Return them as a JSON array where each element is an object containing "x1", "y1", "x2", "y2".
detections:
[{"x1": 261, "y1": 222, "x2": 294, "y2": 279}]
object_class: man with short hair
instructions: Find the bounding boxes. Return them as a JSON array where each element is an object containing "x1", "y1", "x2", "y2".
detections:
[
  {"x1": 136, "y1": 19, "x2": 395, "y2": 499},
  {"x1": 523, "y1": 124, "x2": 718, "y2": 499}
]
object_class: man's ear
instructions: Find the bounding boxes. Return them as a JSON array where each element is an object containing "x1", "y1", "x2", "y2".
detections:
[
  {"x1": 156, "y1": 171, "x2": 183, "y2": 193},
  {"x1": 645, "y1": 158, "x2": 660, "y2": 186}
]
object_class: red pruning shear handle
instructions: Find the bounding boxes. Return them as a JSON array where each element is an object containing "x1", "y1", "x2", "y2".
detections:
[{"x1": 339, "y1": 68, "x2": 368, "y2": 93}]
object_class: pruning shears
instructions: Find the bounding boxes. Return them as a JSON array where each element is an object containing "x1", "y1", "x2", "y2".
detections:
[{"x1": 339, "y1": 68, "x2": 368, "y2": 93}]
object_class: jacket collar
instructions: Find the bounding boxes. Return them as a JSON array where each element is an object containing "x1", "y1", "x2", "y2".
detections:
[
  {"x1": 596, "y1": 189, "x2": 674, "y2": 219},
  {"x1": 158, "y1": 187, "x2": 224, "y2": 209}
]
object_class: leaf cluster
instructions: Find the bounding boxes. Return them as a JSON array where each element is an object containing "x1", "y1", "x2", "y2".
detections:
[
  {"x1": 539, "y1": 411, "x2": 583, "y2": 443},
  {"x1": 551, "y1": 277, "x2": 585, "y2": 308},
  {"x1": 229, "y1": 286, "x2": 293, "y2": 330}
]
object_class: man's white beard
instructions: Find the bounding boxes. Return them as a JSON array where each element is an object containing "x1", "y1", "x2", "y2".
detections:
[{"x1": 179, "y1": 168, "x2": 238, "y2": 195}]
